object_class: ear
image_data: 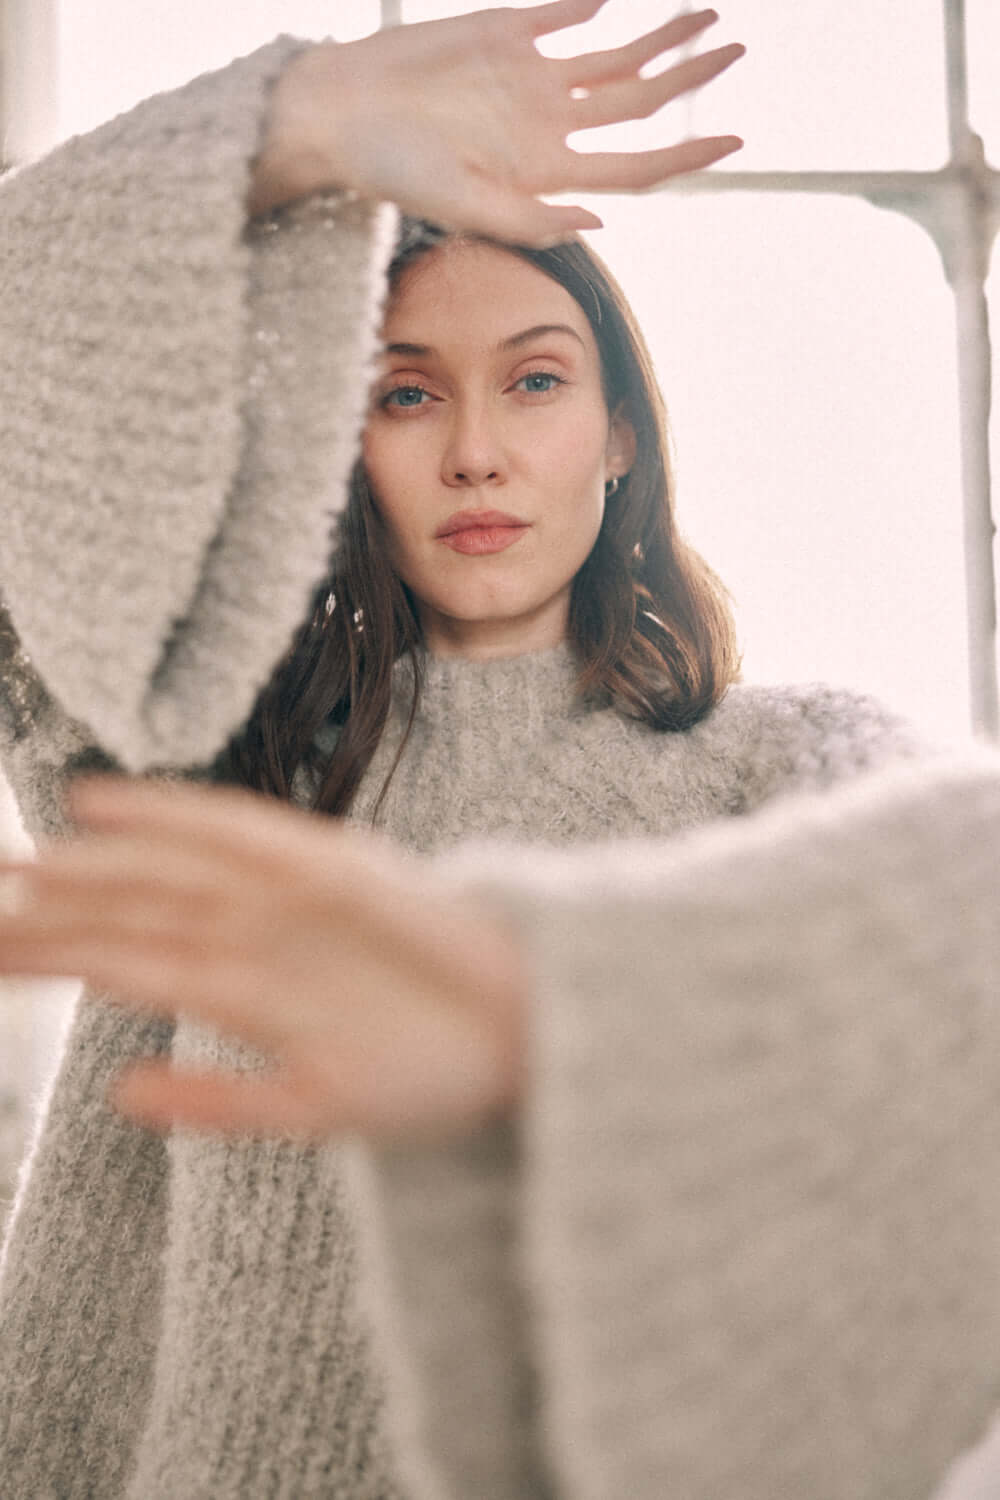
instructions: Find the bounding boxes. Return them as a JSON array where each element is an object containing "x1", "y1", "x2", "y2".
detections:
[{"x1": 606, "y1": 404, "x2": 637, "y2": 481}]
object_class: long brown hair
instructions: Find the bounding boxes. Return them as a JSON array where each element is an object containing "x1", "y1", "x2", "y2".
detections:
[{"x1": 211, "y1": 217, "x2": 742, "y2": 820}]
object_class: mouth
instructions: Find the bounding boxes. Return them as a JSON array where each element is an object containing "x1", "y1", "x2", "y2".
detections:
[
  {"x1": 435, "y1": 509, "x2": 530, "y2": 539},
  {"x1": 438, "y1": 525, "x2": 530, "y2": 556}
]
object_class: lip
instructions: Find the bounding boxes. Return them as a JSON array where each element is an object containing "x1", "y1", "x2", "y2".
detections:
[
  {"x1": 435, "y1": 509, "x2": 530, "y2": 539},
  {"x1": 440, "y1": 526, "x2": 529, "y2": 556}
]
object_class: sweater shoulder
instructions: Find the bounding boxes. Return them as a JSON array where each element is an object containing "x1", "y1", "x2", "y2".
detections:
[{"x1": 692, "y1": 679, "x2": 936, "y2": 815}]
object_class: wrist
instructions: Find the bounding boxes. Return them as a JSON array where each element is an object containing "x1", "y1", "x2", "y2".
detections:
[{"x1": 248, "y1": 41, "x2": 363, "y2": 217}]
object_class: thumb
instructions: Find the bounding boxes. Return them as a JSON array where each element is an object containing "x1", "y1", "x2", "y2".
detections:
[
  {"x1": 439, "y1": 169, "x2": 603, "y2": 246},
  {"x1": 526, "y1": 202, "x2": 605, "y2": 247},
  {"x1": 483, "y1": 193, "x2": 604, "y2": 247}
]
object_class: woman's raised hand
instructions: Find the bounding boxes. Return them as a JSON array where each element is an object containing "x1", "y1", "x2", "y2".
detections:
[{"x1": 250, "y1": 0, "x2": 745, "y2": 246}]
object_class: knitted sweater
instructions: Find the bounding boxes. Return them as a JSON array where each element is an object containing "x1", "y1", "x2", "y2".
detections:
[{"x1": 1, "y1": 37, "x2": 999, "y2": 1500}]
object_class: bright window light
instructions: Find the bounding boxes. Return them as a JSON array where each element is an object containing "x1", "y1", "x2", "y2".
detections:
[
  {"x1": 48, "y1": 0, "x2": 996, "y2": 742},
  {"x1": 56, "y1": 1, "x2": 382, "y2": 141}
]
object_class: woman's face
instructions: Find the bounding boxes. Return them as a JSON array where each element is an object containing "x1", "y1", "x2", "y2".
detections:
[{"x1": 362, "y1": 241, "x2": 635, "y2": 660}]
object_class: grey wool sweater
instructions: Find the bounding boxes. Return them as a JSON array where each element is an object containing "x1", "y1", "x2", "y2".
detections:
[{"x1": 1, "y1": 36, "x2": 1000, "y2": 1500}]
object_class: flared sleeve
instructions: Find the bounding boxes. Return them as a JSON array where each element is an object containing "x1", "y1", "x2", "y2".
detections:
[
  {"x1": 0, "y1": 36, "x2": 400, "y2": 818},
  {"x1": 0, "y1": 46, "x2": 404, "y2": 1498},
  {"x1": 409, "y1": 747, "x2": 1000, "y2": 1500}
]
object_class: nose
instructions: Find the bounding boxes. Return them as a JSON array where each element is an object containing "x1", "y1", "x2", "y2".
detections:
[{"x1": 441, "y1": 399, "x2": 505, "y2": 488}]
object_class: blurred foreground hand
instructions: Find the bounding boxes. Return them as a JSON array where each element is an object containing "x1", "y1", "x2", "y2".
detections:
[{"x1": 0, "y1": 776, "x2": 528, "y2": 1144}]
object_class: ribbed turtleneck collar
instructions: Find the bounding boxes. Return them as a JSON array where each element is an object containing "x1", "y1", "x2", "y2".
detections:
[
  {"x1": 321, "y1": 636, "x2": 620, "y2": 853},
  {"x1": 387, "y1": 638, "x2": 594, "y2": 741}
]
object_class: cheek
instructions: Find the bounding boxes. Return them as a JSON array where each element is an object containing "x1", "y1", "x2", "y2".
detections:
[
  {"x1": 360, "y1": 424, "x2": 388, "y2": 492},
  {"x1": 361, "y1": 429, "x2": 411, "y2": 532},
  {"x1": 541, "y1": 404, "x2": 610, "y2": 475},
  {"x1": 546, "y1": 437, "x2": 611, "y2": 526}
]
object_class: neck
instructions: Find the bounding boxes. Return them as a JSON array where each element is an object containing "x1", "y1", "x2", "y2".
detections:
[{"x1": 418, "y1": 595, "x2": 572, "y2": 662}]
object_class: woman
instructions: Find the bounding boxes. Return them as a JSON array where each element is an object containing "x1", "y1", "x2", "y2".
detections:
[{"x1": 1, "y1": 4, "x2": 999, "y2": 1498}]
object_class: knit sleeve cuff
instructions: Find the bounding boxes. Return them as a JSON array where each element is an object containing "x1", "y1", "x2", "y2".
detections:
[
  {"x1": 0, "y1": 39, "x2": 399, "y2": 773},
  {"x1": 423, "y1": 749, "x2": 1000, "y2": 1500}
]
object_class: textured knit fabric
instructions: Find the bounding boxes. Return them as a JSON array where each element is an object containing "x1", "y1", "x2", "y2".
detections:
[{"x1": 1, "y1": 39, "x2": 999, "y2": 1500}]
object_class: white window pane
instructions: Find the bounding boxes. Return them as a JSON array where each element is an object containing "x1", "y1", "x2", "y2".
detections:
[
  {"x1": 56, "y1": 1, "x2": 382, "y2": 141},
  {"x1": 968, "y1": 0, "x2": 1000, "y2": 163},
  {"x1": 404, "y1": 0, "x2": 948, "y2": 170},
  {"x1": 580, "y1": 195, "x2": 968, "y2": 741},
  {"x1": 675, "y1": 0, "x2": 949, "y2": 170}
]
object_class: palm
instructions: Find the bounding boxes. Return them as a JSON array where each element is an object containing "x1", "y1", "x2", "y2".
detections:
[{"x1": 315, "y1": 0, "x2": 744, "y2": 245}]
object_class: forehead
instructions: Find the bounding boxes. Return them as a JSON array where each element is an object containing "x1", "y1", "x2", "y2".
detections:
[{"x1": 381, "y1": 241, "x2": 595, "y2": 357}]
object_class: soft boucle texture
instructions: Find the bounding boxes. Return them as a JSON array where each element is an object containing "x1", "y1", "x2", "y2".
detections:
[
  {"x1": 1, "y1": 40, "x2": 999, "y2": 1500},
  {"x1": 0, "y1": 34, "x2": 400, "y2": 781},
  {"x1": 426, "y1": 743, "x2": 1000, "y2": 1500}
]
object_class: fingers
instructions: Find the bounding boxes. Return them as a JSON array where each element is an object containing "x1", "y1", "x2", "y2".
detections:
[
  {"x1": 408, "y1": 166, "x2": 603, "y2": 249},
  {"x1": 19, "y1": 828, "x2": 221, "y2": 905},
  {"x1": 0, "y1": 835, "x2": 231, "y2": 960},
  {"x1": 0, "y1": 906, "x2": 270, "y2": 1036},
  {"x1": 495, "y1": 201, "x2": 606, "y2": 249},
  {"x1": 0, "y1": 844, "x2": 284, "y2": 1045},
  {"x1": 68, "y1": 774, "x2": 339, "y2": 884},
  {"x1": 111, "y1": 1062, "x2": 324, "y2": 1139},
  {"x1": 519, "y1": 0, "x2": 610, "y2": 41},
  {"x1": 563, "y1": 8, "x2": 720, "y2": 89},
  {"x1": 571, "y1": 41, "x2": 746, "y2": 132},
  {"x1": 565, "y1": 133, "x2": 744, "y2": 192}
]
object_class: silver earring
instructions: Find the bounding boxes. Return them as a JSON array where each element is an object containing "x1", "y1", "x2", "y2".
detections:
[{"x1": 605, "y1": 476, "x2": 619, "y2": 498}]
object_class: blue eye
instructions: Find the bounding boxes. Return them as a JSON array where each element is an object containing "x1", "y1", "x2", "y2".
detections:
[
  {"x1": 517, "y1": 371, "x2": 562, "y2": 393},
  {"x1": 379, "y1": 369, "x2": 565, "y2": 412},
  {"x1": 381, "y1": 384, "x2": 430, "y2": 409}
]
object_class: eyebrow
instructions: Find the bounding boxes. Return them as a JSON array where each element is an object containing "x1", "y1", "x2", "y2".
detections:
[{"x1": 382, "y1": 323, "x2": 587, "y2": 358}]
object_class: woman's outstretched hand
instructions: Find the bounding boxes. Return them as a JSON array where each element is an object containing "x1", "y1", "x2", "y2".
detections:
[
  {"x1": 250, "y1": 0, "x2": 745, "y2": 245},
  {"x1": 0, "y1": 777, "x2": 529, "y2": 1144}
]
